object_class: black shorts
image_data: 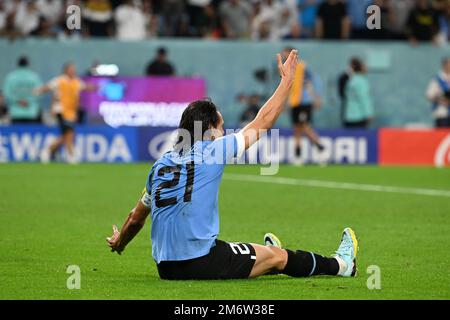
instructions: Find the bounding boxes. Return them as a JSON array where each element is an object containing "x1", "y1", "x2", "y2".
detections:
[
  {"x1": 291, "y1": 104, "x2": 312, "y2": 125},
  {"x1": 157, "y1": 240, "x2": 256, "y2": 280},
  {"x1": 56, "y1": 114, "x2": 75, "y2": 134}
]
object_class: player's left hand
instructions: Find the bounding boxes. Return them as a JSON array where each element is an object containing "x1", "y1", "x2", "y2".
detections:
[{"x1": 106, "y1": 225, "x2": 123, "y2": 255}]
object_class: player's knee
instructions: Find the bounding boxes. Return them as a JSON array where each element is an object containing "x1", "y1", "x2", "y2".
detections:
[{"x1": 268, "y1": 246, "x2": 287, "y2": 270}]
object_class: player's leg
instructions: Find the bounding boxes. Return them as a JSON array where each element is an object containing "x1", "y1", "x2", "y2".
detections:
[
  {"x1": 41, "y1": 136, "x2": 63, "y2": 163},
  {"x1": 63, "y1": 127, "x2": 76, "y2": 163},
  {"x1": 250, "y1": 228, "x2": 358, "y2": 279},
  {"x1": 302, "y1": 124, "x2": 323, "y2": 150},
  {"x1": 249, "y1": 244, "x2": 287, "y2": 278},
  {"x1": 249, "y1": 244, "x2": 340, "y2": 278},
  {"x1": 293, "y1": 124, "x2": 303, "y2": 157},
  {"x1": 291, "y1": 107, "x2": 303, "y2": 157},
  {"x1": 300, "y1": 106, "x2": 324, "y2": 152}
]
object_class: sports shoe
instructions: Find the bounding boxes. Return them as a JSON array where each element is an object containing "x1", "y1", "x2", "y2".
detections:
[
  {"x1": 264, "y1": 233, "x2": 282, "y2": 248},
  {"x1": 333, "y1": 227, "x2": 359, "y2": 277}
]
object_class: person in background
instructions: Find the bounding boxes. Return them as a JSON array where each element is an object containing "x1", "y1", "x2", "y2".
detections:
[
  {"x1": 0, "y1": 90, "x2": 7, "y2": 124},
  {"x1": 146, "y1": 47, "x2": 176, "y2": 76},
  {"x1": 30, "y1": 16, "x2": 58, "y2": 37},
  {"x1": 35, "y1": 63, "x2": 97, "y2": 163},
  {"x1": 406, "y1": 0, "x2": 440, "y2": 46},
  {"x1": 282, "y1": 48, "x2": 325, "y2": 161},
  {"x1": 390, "y1": 0, "x2": 416, "y2": 39},
  {"x1": 338, "y1": 57, "x2": 359, "y2": 127},
  {"x1": 437, "y1": 0, "x2": 450, "y2": 45},
  {"x1": 369, "y1": 0, "x2": 396, "y2": 40},
  {"x1": 426, "y1": 57, "x2": 450, "y2": 128},
  {"x1": 83, "y1": 0, "x2": 113, "y2": 37},
  {"x1": 239, "y1": 93, "x2": 261, "y2": 127},
  {"x1": 14, "y1": 0, "x2": 40, "y2": 36},
  {"x1": 219, "y1": 0, "x2": 252, "y2": 39},
  {"x1": 2, "y1": 56, "x2": 42, "y2": 124},
  {"x1": 297, "y1": 0, "x2": 323, "y2": 39},
  {"x1": 344, "y1": 59, "x2": 374, "y2": 128},
  {"x1": 347, "y1": 0, "x2": 373, "y2": 39},
  {"x1": 315, "y1": 0, "x2": 351, "y2": 40},
  {"x1": 114, "y1": 0, "x2": 148, "y2": 40},
  {"x1": 36, "y1": 0, "x2": 63, "y2": 26}
]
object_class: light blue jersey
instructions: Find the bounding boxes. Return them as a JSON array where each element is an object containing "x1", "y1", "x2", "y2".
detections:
[{"x1": 143, "y1": 133, "x2": 245, "y2": 264}]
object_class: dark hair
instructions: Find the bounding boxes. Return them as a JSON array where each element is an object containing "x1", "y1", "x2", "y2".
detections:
[
  {"x1": 18, "y1": 56, "x2": 29, "y2": 67},
  {"x1": 350, "y1": 57, "x2": 363, "y2": 73},
  {"x1": 174, "y1": 99, "x2": 220, "y2": 152},
  {"x1": 157, "y1": 47, "x2": 167, "y2": 56},
  {"x1": 442, "y1": 57, "x2": 450, "y2": 66},
  {"x1": 63, "y1": 62, "x2": 75, "y2": 72}
]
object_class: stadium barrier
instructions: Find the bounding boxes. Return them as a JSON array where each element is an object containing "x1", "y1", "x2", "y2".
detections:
[
  {"x1": 0, "y1": 126, "x2": 449, "y2": 166},
  {"x1": 379, "y1": 128, "x2": 450, "y2": 167}
]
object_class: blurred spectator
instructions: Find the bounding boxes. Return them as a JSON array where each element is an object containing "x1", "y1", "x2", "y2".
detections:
[
  {"x1": 0, "y1": 9, "x2": 21, "y2": 40},
  {"x1": 347, "y1": 0, "x2": 372, "y2": 39},
  {"x1": 315, "y1": 0, "x2": 351, "y2": 39},
  {"x1": 437, "y1": 0, "x2": 450, "y2": 44},
  {"x1": 146, "y1": 47, "x2": 176, "y2": 76},
  {"x1": 2, "y1": 56, "x2": 43, "y2": 124},
  {"x1": 161, "y1": 0, "x2": 186, "y2": 37},
  {"x1": 426, "y1": 57, "x2": 450, "y2": 127},
  {"x1": 187, "y1": 0, "x2": 218, "y2": 38},
  {"x1": 344, "y1": 59, "x2": 374, "y2": 128},
  {"x1": 252, "y1": 0, "x2": 278, "y2": 40},
  {"x1": 369, "y1": 0, "x2": 396, "y2": 39},
  {"x1": 0, "y1": 2, "x2": 6, "y2": 31},
  {"x1": 84, "y1": 0, "x2": 114, "y2": 37},
  {"x1": 390, "y1": 0, "x2": 416, "y2": 39},
  {"x1": 30, "y1": 16, "x2": 58, "y2": 37},
  {"x1": 0, "y1": 90, "x2": 8, "y2": 123},
  {"x1": 14, "y1": 0, "x2": 40, "y2": 36},
  {"x1": 252, "y1": 0, "x2": 299, "y2": 41},
  {"x1": 239, "y1": 93, "x2": 261, "y2": 127},
  {"x1": 36, "y1": 0, "x2": 63, "y2": 25},
  {"x1": 406, "y1": 0, "x2": 440, "y2": 45},
  {"x1": 219, "y1": 0, "x2": 252, "y2": 39},
  {"x1": 298, "y1": 0, "x2": 323, "y2": 38},
  {"x1": 115, "y1": 0, "x2": 148, "y2": 40},
  {"x1": 277, "y1": 0, "x2": 300, "y2": 39},
  {"x1": 338, "y1": 58, "x2": 356, "y2": 126}
]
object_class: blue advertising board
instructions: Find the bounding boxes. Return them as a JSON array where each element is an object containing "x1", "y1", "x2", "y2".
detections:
[
  {"x1": 0, "y1": 126, "x2": 138, "y2": 163},
  {"x1": 0, "y1": 126, "x2": 378, "y2": 164},
  {"x1": 137, "y1": 128, "x2": 379, "y2": 165}
]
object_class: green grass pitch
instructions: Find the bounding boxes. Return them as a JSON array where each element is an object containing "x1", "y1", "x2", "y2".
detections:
[{"x1": 0, "y1": 163, "x2": 449, "y2": 300}]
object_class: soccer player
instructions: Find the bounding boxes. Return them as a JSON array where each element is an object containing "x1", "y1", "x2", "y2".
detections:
[
  {"x1": 282, "y1": 47, "x2": 326, "y2": 163},
  {"x1": 107, "y1": 50, "x2": 358, "y2": 280},
  {"x1": 36, "y1": 63, "x2": 96, "y2": 163}
]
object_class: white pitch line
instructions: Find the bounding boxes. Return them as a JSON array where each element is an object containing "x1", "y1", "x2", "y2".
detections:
[{"x1": 224, "y1": 174, "x2": 450, "y2": 198}]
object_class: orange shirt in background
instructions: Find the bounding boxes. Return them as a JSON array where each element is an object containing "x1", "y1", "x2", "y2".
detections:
[{"x1": 49, "y1": 76, "x2": 86, "y2": 122}]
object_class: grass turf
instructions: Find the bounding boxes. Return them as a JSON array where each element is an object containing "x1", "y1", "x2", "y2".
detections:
[{"x1": 0, "y1": 163, "x2": 449, "y2": 300}]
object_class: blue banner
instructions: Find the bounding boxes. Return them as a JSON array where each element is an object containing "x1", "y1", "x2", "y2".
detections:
[
  {"x1": 137, "y1": 127, "x2": 379, "y2": 165},
  {"x1": 0, "y1": 125, "x2": 138, "y2": 163},
  {"x1": 0, "y1": 126, "x2": 378, "y2": 164}
]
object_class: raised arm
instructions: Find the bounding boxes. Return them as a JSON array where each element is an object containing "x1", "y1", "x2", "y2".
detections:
[{"x1": 240, "y1": 49, "x2": 298, "y2": 149}]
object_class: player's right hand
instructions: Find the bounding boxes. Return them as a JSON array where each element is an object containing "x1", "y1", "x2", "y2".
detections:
[
  {"x1": 277, "y1": 49, "x2": 298, "y2": 85},
  {"x1": 106, "y1": 225, "x2": 124, "y2": 255}
]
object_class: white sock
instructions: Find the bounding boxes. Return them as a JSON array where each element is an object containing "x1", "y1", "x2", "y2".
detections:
[{"x1": 334, "y1": 256, "x2": 347, "y2": 276}]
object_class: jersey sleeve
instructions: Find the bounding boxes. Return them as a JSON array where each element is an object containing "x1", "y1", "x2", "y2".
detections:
[
  {"x1": 140, "y1": 168, "x2": 154, "y2": 208},
  {"x1": 204, "y1": 132, "x2": 245, "y2": 165}
]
